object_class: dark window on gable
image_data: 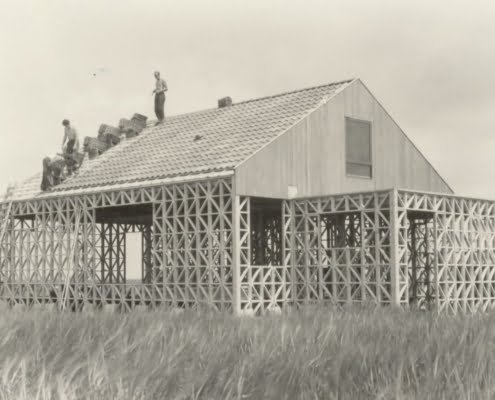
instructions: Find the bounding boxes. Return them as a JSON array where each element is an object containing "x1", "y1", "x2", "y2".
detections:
[{"x1": 346, "y1": 117, "x2": 372, "y2": 178}]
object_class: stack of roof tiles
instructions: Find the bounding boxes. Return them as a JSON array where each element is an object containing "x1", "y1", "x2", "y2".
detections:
[
  {"x1": 12, "y1": 79, "x2": 353, "y2": 200},
  {"x1": 83, "y1": 137, "x2": 107, "y2": 160},
  {"x1": 98, "y1": 124, "x2": 121, "y2": 146},
  {"x1": 119, "y1": 114, "x2": 148, "y2": 138},
  {"x1": 83, "y1": 114, "x2": 148, "y2": 159}
]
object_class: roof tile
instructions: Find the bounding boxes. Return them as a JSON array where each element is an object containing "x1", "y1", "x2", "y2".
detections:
[{"x1": 12, "y1": 79, "x2": 352, "y2": 201}]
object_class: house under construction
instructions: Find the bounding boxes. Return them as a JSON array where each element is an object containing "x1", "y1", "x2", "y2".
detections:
[{"x1": 1, "y1": 78, "x2": 495, "y2": 314}]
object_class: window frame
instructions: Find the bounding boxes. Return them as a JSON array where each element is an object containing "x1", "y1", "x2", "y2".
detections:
[{"x1": 344, "y1": 116, "x2": 373, "y2": 179}]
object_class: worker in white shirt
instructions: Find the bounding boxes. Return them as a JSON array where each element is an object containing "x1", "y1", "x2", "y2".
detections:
[
  {"x1": 61, "y1": 119, "x2": 80, "y2": 154},
  {"x1": 61, "y1": 119, "x2": 82, "y2": 176},
  {"x1": 152, "y1": 71, "x2": 168, "y2": 124}
]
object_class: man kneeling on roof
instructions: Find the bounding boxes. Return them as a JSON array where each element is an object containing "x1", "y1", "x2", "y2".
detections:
[{"x1": 40, "y1": 119, "x2": 84, "y2": 191}]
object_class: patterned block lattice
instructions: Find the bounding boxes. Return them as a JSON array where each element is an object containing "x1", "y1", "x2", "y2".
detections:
[
  {"x1": 0, "y1": 178, "x2": 234, "y2": 312},
  {"x1": 284, "y1": 191, "x2": 393, "y2": 306},
  {"x1": 398, "y1": 190, "x2": 495, "y2": 313},
  {"x1": 3, "y1": 184, "x2": 495, "y2": 314}
]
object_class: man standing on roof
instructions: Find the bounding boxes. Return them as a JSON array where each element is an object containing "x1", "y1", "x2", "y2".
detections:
[
  {"x1": 62, "y1": 119, "x2": 80, "y2": 154},
  {"x1": 152, "y1": 71, "x2": 167, "y2": 125},
  {"x1": 61, "y1": 119, "x2": 82, "y2": 176}
]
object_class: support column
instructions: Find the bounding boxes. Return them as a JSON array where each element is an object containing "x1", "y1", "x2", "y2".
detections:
[
  {"x1": 232, "y1": 194, "x2": 241, "y2": 315},
  {"x1": 389, "y1": 188, "x2": 401, "y2": 306},
  {"x1": 433, "y1": 213, "x2": 440, "y2": 311},
  {"x1": 141, "y1": 225, "x2": 152, "y2": 283},
  {"x1": 410, "y1": 219, "x2": 418, "y2": 304},
  {"x1": 288, "y1": 201, "x2": 297, "y2": 306}
]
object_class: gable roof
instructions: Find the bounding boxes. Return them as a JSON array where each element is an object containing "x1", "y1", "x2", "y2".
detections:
[{"x1": 12, "y1": 79, "x2": 354, "y2": 201}]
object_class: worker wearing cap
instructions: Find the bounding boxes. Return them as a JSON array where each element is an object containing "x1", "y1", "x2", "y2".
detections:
[
  {"x1": 152, "y1": 71, "x2": 167, "y2": 124},
  {"x1": 61, "y1": 119, "x2": 80, "y2": 154}
]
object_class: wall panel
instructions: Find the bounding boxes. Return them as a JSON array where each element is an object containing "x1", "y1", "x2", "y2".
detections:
[{"x1": 235, "y1": 79, "x2": 452, "y2": 198}]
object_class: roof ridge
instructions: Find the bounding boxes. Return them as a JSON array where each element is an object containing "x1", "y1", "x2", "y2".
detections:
[
  {"x1": 143, "y1": 78, "x2": 356, "y2": 124},
  {"x1": 233, "y1": 78, "x2": 355, "y2": 106}
]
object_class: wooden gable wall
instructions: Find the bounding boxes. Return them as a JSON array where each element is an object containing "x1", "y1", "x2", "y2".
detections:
[{"x1": 234, "y1": 79, "x2": 452, "y2": 198}]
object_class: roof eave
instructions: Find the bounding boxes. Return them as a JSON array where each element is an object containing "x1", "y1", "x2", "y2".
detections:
[{"x1": 9, "y1": 170, "x2": 235, "y2": 203}]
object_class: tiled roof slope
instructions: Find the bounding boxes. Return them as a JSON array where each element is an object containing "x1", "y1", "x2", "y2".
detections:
[{"x1": 13, "y1": 79, "x2": 353, "y2": 200}]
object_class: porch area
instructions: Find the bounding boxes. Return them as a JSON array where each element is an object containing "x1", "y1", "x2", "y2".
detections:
[{"x1": 2, "y1": 183, "x2": 495, "y2": 314}]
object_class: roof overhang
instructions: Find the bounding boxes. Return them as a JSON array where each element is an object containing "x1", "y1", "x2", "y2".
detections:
[{"x1": 9, "y1": 170, "x2": 234, "y2": 203}]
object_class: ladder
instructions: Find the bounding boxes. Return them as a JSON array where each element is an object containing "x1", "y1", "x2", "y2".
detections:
[
  {"x1": 0, "y1": 184, "x2": 15, "y2": 253},
  {"x1": 0, "y1": 185, "x2": 15, "y2": 302}
]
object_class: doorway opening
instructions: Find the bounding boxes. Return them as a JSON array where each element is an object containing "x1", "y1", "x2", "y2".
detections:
[
  {"x1": 407, "y1": 211, "x2": 435, "y2": 308},
  {"x1": 250, "y1": 197, "x2": 283, "y2": 266},
  {"x1": 95, "y1": 204, "x2": 153, "y2": 284}
]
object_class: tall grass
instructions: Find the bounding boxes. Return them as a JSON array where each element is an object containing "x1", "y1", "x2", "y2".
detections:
[{"x1": 0, "y1": 305, "x2": 494, "y2": 399}]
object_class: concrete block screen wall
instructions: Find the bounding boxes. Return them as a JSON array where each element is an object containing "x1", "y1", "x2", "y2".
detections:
[
  {"x1": 2, "y1": 181, "x2": 495, "y2": 314},
  {"x1": 282, "y1": 189, "x2": 495, "y2": 313}
]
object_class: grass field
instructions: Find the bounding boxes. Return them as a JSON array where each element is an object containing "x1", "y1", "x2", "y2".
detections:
[{"x1": 0, "y1": 306, "x2": 494, "y2": 399}]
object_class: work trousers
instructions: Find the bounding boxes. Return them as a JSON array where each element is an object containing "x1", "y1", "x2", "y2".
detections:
[
  {"x1": 155, "y1": 92, "x2": 166, "y2": 121},
  {"x1": 66, "y1": 139, "x2": 75, "y2": 154}
]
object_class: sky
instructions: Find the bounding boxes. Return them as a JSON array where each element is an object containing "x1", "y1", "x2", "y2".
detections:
[{"x1": 1, "y1": 0, "x2": 495, "y2": 198}]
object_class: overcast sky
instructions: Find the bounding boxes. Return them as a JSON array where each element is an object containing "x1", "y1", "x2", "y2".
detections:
[{"x1": 1, "y1": 0, "x2": 495, "y2": 198}]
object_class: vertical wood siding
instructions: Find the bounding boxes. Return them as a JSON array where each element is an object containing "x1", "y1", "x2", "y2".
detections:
[{"x1": 235, "y1": 79, "x2": 452, "y2": 198}]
